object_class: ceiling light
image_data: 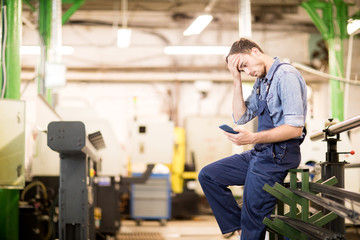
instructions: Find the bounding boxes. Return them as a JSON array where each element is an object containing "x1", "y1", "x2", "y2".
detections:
[
  {"x1": 21, "y1": 46, "x2": 74, "y2": 55},
  {"x1": 164, "y1": 46, "x2": 230, "y2": 55},
  {"x1": 347, "y1": 19, "x2": 360, "y2": 35},
  {"x1": 183, "y1": 15, "x2": 213, "y2": 36},
  {"x1": 117, "y1": 0, "x2": 131, "y2": 48},
  {"x1": 117, "y1": 28, "x2": 132, "y2": 48}
]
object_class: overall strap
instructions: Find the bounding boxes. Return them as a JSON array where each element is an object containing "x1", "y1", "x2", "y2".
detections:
[{"x1": 264, "y1": 63, "x2": 290, "y2": 95}]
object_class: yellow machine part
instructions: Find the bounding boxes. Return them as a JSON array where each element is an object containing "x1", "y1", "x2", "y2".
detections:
[
  {"x1": 170, "y1": 127, "x2": 197, "y2": 194},
  {"x1": 170, "y1": 127, "x2": 186, "y2": 194}
]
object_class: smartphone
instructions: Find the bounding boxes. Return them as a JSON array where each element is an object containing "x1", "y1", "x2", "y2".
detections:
[{"x1": 219, "y1": 124, "x2": 238, "y2": 134}]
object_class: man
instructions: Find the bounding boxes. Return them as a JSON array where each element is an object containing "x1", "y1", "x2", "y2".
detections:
[{"x1": 198, "y1": 38, "x2": 307, "y2": 239}]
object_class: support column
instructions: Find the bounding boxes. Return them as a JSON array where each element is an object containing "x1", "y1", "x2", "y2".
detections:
[
  {"x1": 0, "y1": 1, "x2": 22, "y2": 240},
  {"x1": 302, "y1": 0, "x2": 348, "y2": 122},
  {"x1": 328, "y1": 38, "x2": 345, "y2": 121}
]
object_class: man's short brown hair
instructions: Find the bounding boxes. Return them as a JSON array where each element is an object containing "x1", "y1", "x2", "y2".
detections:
[{"x1": 226, "y1": 38, "x2": 264, "y2": 63}]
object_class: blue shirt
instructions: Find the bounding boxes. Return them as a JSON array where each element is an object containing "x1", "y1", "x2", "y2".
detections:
[{"x1": 234, "y1": 57, "x2": 307, "y2": 128}]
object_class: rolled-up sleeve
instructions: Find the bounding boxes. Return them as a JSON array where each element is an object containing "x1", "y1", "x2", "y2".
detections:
[{"x1": 278, "y1": 70, "x2": 306, "y2": 127}]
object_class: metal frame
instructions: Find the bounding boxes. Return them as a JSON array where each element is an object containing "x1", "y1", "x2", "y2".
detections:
[
  {"x1": 47, "y1": 121, "x2": 100, "y2": 240},
  {"x1": 309, "y1": 115, "x2": 360, "y2": 234},
  {"x1": 263, "y1": 169, "x2": 341, "y2": 240}
]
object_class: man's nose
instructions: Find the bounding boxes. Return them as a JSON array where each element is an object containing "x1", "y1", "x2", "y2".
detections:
[{"x1": 244, "y1": 68, "x2": 250, "y2": 75}]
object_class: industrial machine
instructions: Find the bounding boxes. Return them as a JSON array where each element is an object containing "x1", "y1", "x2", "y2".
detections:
[{"x1": 263, "y1": 115, "x2": 360, "y2": 239}]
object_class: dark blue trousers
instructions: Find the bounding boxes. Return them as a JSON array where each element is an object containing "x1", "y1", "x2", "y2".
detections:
[{"x1": 198, "y1": 141, "x2": 301, "y2": 240}]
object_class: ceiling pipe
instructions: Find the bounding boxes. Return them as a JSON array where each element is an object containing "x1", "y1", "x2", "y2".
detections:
[{"x1": 239, "y1": 0, "x2": 252, "y2": 37}]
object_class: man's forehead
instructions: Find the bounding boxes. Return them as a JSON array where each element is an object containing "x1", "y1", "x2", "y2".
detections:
[
  {"x1": 225, "y1": 52, "x2": 249, "y2": 63},
  {"x1": 238, "y1": 53, "x2": 250, "y2": 63}
]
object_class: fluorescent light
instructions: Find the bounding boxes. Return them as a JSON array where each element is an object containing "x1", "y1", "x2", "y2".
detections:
[
  {"x1": 183, "y1": 15, "x2": 213, "y2": 36},
  {"x1": 117, "y1": 28, "x2": 132, "y2": 48},
  {"x1": 20, "y1": 46, "x2": 74, "y2": 55},
  {"x1": 45, "y1": 62, "x2": 66, "y2": 88},
  {"x1": 347, "y1": 19, "x2": 360, "y2": 35},
  {"x1": 164, "y1": 46, "x2": 230, "y2": 55}
]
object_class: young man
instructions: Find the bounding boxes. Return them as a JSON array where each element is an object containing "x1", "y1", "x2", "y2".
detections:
[{"x1": 198, "y1": 38, "x2": 307, "y2": 239}]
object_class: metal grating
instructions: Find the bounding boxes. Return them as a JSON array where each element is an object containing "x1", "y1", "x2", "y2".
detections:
[
  {"x1": 117, "y1": 232, "x2": 164, "y2": 240},
  {"x1": 88, "y1": 131, "x2": 106, "y2": 150}
]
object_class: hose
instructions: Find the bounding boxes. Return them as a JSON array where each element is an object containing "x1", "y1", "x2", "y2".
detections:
[{"x1": 21, "y1": 180, "x2": 48, "y2": 202}]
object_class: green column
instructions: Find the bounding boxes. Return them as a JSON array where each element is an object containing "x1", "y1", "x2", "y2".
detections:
[
  {"x1": 328, "y1": 38, "x2": 344, "y2": 121},
  {"x1": 0, "y1": 1, "x2": 22, "y2": 240},
  {"x1": 302, "y1": 0, "x2": 348, "y2": 121},
  {"x1": 0, "y1": 189, "x2": 19, "y2": 240},
  {"x1": 2, "y1": 0, "x2": 21, "y2": 99}
]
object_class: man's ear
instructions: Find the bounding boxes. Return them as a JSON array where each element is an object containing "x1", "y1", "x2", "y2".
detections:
[{"x1": 251, "y1": 47, "x2": 261, "y2": 57}]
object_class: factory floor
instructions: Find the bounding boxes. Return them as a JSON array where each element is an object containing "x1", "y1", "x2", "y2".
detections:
[
  {"x1": 116, "y1": 215, "x2": 239, "y2": 240},
  {"x1": 115, "y1": 215, "x2": 360, "y2": 240}
]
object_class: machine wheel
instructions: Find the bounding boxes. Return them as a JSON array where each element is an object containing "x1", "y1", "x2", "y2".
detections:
[
  {"x1": 159, "y1": 219, "x2": 167, "y2": 226},
  {"x1": 135, "y1": 219, "x2": 142, "y2": 226}
]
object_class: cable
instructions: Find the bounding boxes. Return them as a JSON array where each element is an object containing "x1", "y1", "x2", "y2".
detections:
[
  {"x1": 292, "y1": 61, "x2": 360, "y2": 85},
  {"x1": 1, "y1": 4, "x2": 7, "y2": 98}
]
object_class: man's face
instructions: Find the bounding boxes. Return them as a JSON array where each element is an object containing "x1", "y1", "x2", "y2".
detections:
[{"x1": 227, "y1": 48, "x2": 266, "y2": 78}]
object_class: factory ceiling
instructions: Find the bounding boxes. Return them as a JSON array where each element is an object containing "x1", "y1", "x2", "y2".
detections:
[
  {"x1": 61, "y1": 0, "x2": 317, "y2": 32},
  {"x1": 20, "y1": 0, "x2": 360, "y2": 83}
]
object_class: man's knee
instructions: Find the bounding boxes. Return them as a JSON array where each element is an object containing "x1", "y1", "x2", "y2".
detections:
[
  {"x1": 198, "y1": 165, "x2": 212, "y2": 185},
  {"x1": 198, "y1": 167, "x2": 206, "y2": 184}
]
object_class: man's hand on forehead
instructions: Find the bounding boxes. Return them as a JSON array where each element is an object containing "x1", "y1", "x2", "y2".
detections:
[{"x1": 227, "y1": 54, "x2": 242, "y2": 73}]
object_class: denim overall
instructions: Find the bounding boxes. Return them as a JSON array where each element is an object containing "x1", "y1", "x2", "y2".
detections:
[{"x1": 198, "y1": 63, "x2": 305, "y2": 239}]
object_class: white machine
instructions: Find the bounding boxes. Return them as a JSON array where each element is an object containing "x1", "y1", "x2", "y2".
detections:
[{"x1": 129, "y1": 120, "x2": 174, "y2": 164}]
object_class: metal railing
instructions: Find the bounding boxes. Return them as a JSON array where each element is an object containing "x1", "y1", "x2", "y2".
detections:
[{"x1": 310, "y1": 115, "x2": 360, "y2": 141}]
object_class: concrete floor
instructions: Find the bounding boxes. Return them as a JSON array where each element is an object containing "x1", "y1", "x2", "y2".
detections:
[
  {"x1": 117, "y1": 215, "x2": 239, "y2": 240},
  {"x1": 115, "y1": 215, "x2": 360, "y2": 240}
]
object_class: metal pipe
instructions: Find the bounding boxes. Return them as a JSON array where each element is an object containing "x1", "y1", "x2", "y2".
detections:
[
  {"x1": 310, "y1": 130, "x2": 325, "y2": 141},
  {"x1": 345, "y1": 163, "x2": 360, "y2": 169},
  {"x1": 38, "y1": 0, "x2": 51, "y2": 96},
  {"x1": 239, "y1": 0, "x2": 252, "y2": 37},
  {"x1": 289, "y1": 188, "x2": 360, "y2": 223},
  {"x1": 204, "y1": 0, "x2": 219, "y2": 12},
  {"x1": 3, "y1": 0, "x2": 21, "y2": 99},
  {"x1": 310, "y1": 115, "x2": 360, "y2": 141},
  {"x1": 50, "y1": 0, "x2": 62, "y2": 63},
  {"x1": 327, "y1": 115, "x2": 360, "y2": 134}
]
